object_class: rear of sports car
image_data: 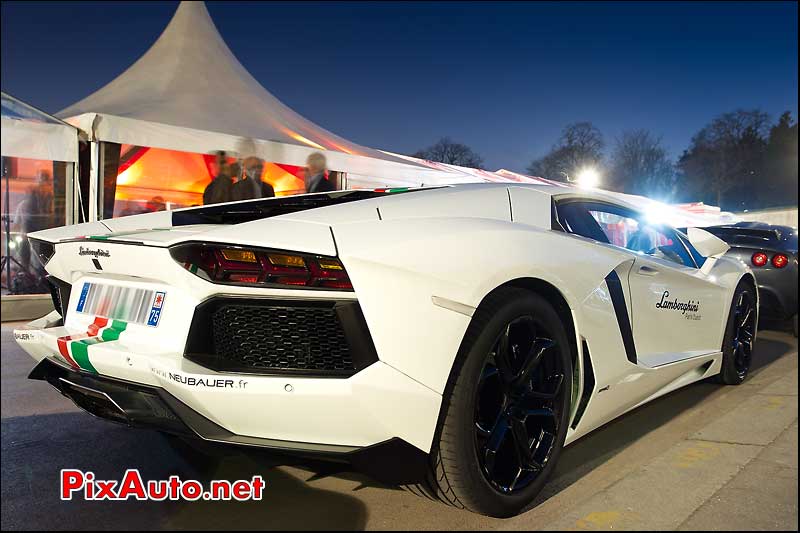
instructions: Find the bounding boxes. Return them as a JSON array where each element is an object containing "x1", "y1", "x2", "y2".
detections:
[
  {"x1": 13, "y1": 191, "x2": 455, "y2": 484},
  {"x1": 704, "y1": 225, "x2": 798, "y2": 334}
]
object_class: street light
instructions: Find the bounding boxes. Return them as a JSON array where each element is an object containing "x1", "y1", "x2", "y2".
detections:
[{"x1": 575, "y1": 167, "x2": 601, "y2": 189}]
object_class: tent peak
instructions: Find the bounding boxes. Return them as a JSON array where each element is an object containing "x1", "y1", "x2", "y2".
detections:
[{"x1": 55, "y1": 1, "x2": 383, "y2": 158}]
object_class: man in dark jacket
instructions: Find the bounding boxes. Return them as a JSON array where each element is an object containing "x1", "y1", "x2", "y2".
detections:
[
  {"x1": 304, "y1": 152, "x2": 335, "y2": 193},
  {"x1": 231, "y1": 156, "x2": 275, "y2": 201},
  {"x1": 203, "y1": 151, "x2": 235, "y2": 205}
]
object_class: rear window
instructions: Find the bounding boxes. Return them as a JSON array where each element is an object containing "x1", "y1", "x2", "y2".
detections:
[
  {"x1": 171, "y1": 188, "x2": 429, "y2": 226},
  {"x1": 705, "y1": 227, "x2": 780, "y2": 248}
]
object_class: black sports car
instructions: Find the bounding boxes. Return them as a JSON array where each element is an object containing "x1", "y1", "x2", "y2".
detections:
[{"x1": 705, "y1": 222, "x2": 798, "y2": 336}]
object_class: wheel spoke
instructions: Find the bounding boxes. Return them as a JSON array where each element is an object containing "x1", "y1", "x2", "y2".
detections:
[
  {"x1": 521, "y1": 406, "x2": 557, "y2": 422},
  {"x1": 530, "y1": 429, "x2": 554, "y2": 468},
  {"x1": 525, "y1": 373, "x2": 565, "y2": 401},
  {"x1": 510, "y1": 417, "x2": 535, "y2": 470},
  {"x1": 494, "y1": 326, "x2": 515, "y2": 386},
  {"x1": 477, "y1": 406, "x2": 506, "y2": 439},
  {"x1": 530, "y1": 374, "x2": 564, "y2": 400},
  {"x1": 514, "y1": 338, "x2": 555, "y2": 387},
  {"x1": 742, "y1": 340, "x2": 752, "y2": 358},
  {"x1": 479, "y1": 365, "x2": 499, "y2": 383},
  {"x1": 737, "y1": 306, "x2": 753, "y2": 328},
  {"x1": 735, "y1": 343, "x2": 745, "y2": 365},
  {"x1": 508, "y1": 468, "x2": 524, "y2": 492},
  {"x1": 483, "y1": 416, "x2": 510, "y2": 477}
]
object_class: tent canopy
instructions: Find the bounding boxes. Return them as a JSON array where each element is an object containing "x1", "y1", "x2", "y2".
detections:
[
  {"x1": 56, "y1": 1, "x2": 450, "y2": 181},
  {"x1": 1, "y1": 92, "x2": 80, "y2": 163},
  {"x1": 58, "y1": 1, "x2": 373, "y2": 155}
]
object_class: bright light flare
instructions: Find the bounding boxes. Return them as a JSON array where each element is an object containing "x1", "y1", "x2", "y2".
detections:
[
  {"x1": 644, "y1": 202, "x2": 676, "y2": 225},
  {"x1": 575, "y1": 167, "x2": 600, "y2": 188}
]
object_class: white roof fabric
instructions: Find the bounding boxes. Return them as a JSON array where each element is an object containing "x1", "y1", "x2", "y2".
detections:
[
  {"x1": 1, "y1": 93, "x2": 79, "y2": 162},
  {"x1": 0, "y1": 117, "x2": 78, "y2": 162},
  {"x1": 380, "y1": 153, "x2": 565, "y2": 185}
]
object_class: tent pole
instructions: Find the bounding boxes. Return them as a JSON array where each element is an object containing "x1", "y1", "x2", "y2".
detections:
[
  {"x1": 88, "y1": 142, "x2": 99, "y2": 222},
  {"x1": 65, "y1": 162, "x2": 75, "y2": 226}
]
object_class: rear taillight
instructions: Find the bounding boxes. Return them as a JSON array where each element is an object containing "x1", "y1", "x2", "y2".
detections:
[
  {"x1": 751, "y1": 252, "x2": 768, "y2": 267},
  {"x1": 170, "y1": 244, "x2": 353, "y2": 290},
  {"x1": 772, "y1": 253, "x2": 789, "y2": 269}
]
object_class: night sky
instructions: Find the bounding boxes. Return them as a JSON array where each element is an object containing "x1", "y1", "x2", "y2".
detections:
[{"x1": 1, "y1": 1, "x2": 797, "y2": 171}]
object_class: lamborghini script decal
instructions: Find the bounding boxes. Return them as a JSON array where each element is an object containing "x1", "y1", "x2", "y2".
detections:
[
  {"x1": 78, "y1": 246, "x2": 110, "y2": 258},
  {"x1": 656, "y1": 291, "x2": 702, "y2": 320}
]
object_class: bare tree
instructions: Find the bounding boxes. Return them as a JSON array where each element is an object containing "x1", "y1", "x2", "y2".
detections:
[
  {"x1": 677, "y1": 109, "x2": 770, "y2": 208},
  {"x1": 413, "y1": 137, "x2": 484, "y2": 169},
  {"x1": 762, "y1": 112, "x2": 798, "y2": 208},
  {"x1": 610, "y1": 129, "x2": 676, "y2": 199},
  {"x1": 527, "y1": 122, "x2": 605, "y2": 181}
]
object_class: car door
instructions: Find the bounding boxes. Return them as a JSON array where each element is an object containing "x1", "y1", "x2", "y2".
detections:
[
  {"x1": 586, "y1": 204, "x2": 729, "y2": 366},
  {"x1": 558, "y1": 199, "x2": 728, "y2": 367}
]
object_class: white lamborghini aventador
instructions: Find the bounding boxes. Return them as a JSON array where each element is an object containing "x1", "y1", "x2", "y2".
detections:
[{"x1": 15, "y1": 184, "x2": 758, "y2": 517}]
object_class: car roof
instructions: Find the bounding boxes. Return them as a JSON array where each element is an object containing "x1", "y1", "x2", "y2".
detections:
[{"x1": 440, "y1": 182, "x2": 650, "y2": 210}]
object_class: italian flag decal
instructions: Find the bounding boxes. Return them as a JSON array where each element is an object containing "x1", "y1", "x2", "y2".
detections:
[{"x1": 56, "y1": 317, "x2": 128, "y2": 373}]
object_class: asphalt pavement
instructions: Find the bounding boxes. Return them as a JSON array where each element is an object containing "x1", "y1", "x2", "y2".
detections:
[{"x1": 1, "y1": 323, "x2": 797, "y2": 531}]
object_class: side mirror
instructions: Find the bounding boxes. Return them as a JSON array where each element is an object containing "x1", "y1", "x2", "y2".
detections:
[{"x1": 688, "y1": 227, "x2": 730, "y2": 258}]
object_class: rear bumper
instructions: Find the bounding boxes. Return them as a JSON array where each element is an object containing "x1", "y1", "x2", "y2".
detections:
[
  {"x1": 14, "y1": 310, "x2": 442, "y2": 473},
  {"x1": 726, "y1": 248, "x2": 798, "y2": 320},
  {"x1": 754, "y1": 269, "x2": 798, "y2": 320},
  {"x1": 29, "y1": 357, "x2": 429, "y2": 484}
]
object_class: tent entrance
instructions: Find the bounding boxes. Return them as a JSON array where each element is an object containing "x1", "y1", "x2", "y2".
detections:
[{"x1": 95, "y1": 142, "x2": 348, "y2": 219}]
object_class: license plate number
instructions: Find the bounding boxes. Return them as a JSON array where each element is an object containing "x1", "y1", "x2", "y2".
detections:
[{"x1": 75, "y1": 282, "x2": 166, "y2": 327}]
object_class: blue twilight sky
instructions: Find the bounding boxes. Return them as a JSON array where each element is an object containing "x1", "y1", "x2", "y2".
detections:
[{"x1": 1, "y1": 1, "x2": 797, "y2": 171}]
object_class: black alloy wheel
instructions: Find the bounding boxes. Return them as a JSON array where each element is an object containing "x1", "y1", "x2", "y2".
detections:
[
  {"x1": 717, "y1": 281, "x2": 758, "y2": 385},
  {"x1": 474, "y1": 315, "x2": 566, "y2": 494},
  {"x1": 406, "y1": 287, "x2": 572, "y2": 517},
  {"x1": 731, "y1": 289, "x2": 756, "y2": 378}
]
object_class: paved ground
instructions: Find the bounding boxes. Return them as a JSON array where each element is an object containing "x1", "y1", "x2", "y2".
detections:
[{"x1": 1, "y1": 323, "x2": 797, "y2": 531}]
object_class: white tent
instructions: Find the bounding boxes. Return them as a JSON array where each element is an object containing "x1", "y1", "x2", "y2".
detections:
[
  {"x1": 56, "y1": 1, "x2": 461, "y2": 185},
  {"x1": 1, "y1": 92, "x2": 82, "y2": 224},
  {"x1": 378, "y1": 153, "x2": 571, "y2": 186},
  {"x1": 2, "y1": 93, "x2": 80, "y2": 164}
]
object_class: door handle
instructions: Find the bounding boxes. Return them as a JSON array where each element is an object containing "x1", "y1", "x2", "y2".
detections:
[{"x1": 637, "y1": 265, "x2": 660, "y2": 276}]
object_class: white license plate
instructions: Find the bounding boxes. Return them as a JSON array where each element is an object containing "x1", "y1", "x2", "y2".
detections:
[{"x1": 75, "y1": 282, "x2": 166, "y2": 327}]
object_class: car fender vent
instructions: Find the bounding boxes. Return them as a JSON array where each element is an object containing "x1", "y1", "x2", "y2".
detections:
[{"x1": 571, "y1": 340, "x2": 596, "y2": 430}]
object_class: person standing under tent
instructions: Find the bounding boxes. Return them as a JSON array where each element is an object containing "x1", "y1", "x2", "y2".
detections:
[
  {"x1": 203, "y1": 151, "x2": 235, "y2": 205},
  {"x1": 13, "y1": 169, "x2": 54, "y2": 291},
  {"x1": 231, "y1": 156, "x2": 275, "y2": 201},
  {"x1": 304, "y1": 152, "x2": 335, "y2": 194}
]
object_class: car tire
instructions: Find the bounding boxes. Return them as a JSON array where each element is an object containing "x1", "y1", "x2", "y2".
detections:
[
  {"x1": 715, "y1": 280, "x2": 758, "y2": 385},
  {"x1": 407, "y1": 287, "x2": 573, "y2": 517}
]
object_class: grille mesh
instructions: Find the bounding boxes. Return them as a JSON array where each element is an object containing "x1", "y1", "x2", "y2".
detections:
[{"x1": 211, "y1": 304, "x2": 354, "y2": 373}]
